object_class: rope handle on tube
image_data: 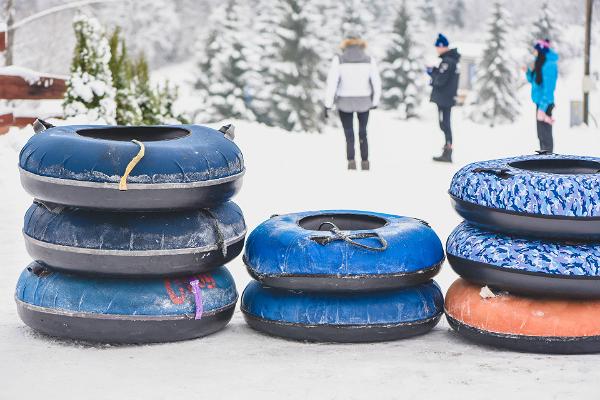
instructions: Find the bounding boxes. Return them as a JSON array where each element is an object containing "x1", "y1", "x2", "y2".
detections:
[
  {"x1": 472, "y1": 167, "x2": 512, "y2": 179},
  {"x1": 310, "y1": 222, "x2": 388, "y2": 252},
  {"x1": 119, "y1": 140, "x2": 145, "y2": 191}
]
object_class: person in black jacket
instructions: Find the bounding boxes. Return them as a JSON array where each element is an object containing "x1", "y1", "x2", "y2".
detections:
[{"x1": 427, "y1": 34, "x2": 460, "y2": 163}]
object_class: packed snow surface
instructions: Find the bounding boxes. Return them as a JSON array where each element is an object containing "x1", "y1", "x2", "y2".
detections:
[{"x1": 2, "y1": 66, "x2": 600, "y2": 398}]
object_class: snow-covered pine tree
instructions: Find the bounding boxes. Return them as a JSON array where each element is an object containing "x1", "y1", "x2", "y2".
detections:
[
  {"x1": 131, "y1": 53, "x2": 187, "y2": 125},
  {"x1": 63, "y1": 14, "x2": 116, "y2": 124},
  {"x1": 470, "y1": 2, "x2": 520, "y2": 126},
  {"x1": 131, "y1": 54, "x2": 160, "y2": 125},
  {"x1": 418, "y1": 0, "x2": 437, "y2": 26},
  {"x1": 444, "y1": 0, "x2": 465, "y2": 29},
  {"x1": 246, "y1": 0, "x2": 279, "y2": 124},
  {"x1": 97, "y1": 0, "x2": 180, "y2": 68},
  {"x1": 340, "y1": 0, "x2": 367, "y2": 39},
  {"x1": 380, "y1": 2, "x2": 424, "y2": 119},
  {"x1": 194, "y1": 0, "x2": 254, "y2": 122},
  {"x1": 108, "y1": 28, "x2": 142, "y2": 125},
  {"x1": 530, "y1": 2, "x2": 560, "y2": 48},
  {"x1": 266, "y1": 0, "x2": 323, "y2": 132}
]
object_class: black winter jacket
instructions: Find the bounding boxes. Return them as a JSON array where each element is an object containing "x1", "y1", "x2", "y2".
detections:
[{"x1": 430, "y1": 48, "x2": 461, "y2": 108}]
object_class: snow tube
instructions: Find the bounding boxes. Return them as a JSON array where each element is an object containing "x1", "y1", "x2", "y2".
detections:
[
  {"x1": 244, "y1": 211, "x2": 444, "y2": 292},
  {"x1": 449, "y1": 153, "x2": 600, "y2": 240},
  {"x1": 15, "y1": 263, "x2": 237, "y2": 343},
  {"x1": 445, "y1": 279, "x2": 600, "y2": 354},
  {"x1": 241, "y1": 280, "x2": 443, "y2": 342},
  {"x1": 447, "y1": 222, "x2": 600, "y2": 298},
  {"x1": 23, "y1": 201, "x2": 246, "y2": 277},
  {"x1": 19, "y1": 124, "x2": 244, "y2": 210}
]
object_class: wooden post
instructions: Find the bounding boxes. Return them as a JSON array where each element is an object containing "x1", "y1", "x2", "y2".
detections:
[
  {"x1": 0, "y1": 31, "x2": 5, "y2": 52},
  {"x1": 583, "y1": 0, "x2": 594, "y2": 125},
  {"x1": 4, "y1": 0, "x2": 14, "y2": 64}
]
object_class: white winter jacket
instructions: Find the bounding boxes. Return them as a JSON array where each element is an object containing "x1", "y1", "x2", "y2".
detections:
[{"x1": 325, "y1": 45, "x2": 382, "y2": 113}]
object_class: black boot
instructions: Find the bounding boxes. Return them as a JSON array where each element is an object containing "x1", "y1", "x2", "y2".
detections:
[
  {"x1": 433, "y1": 145, "x2": 452, "y2": 163},
  {"x1": 347, "y1": 160, "x2": 357, "y2": 170}
]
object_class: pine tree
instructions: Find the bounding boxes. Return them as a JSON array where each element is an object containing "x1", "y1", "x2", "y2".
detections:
[
  {"x1": 340, "y1": 0, "x2": 367, "y2": 39},
  {"x1": 470, "y1": 2, "x2": 520, "y2": 126},
  {"x1": 246, "y1": 0, "x2": 280, "y2": 124},
  {"x1": 195, "y1": 0, "x2": 253, "y2": 122},
  {"x1": 381, "y1": 2, "x2": 424, "y2": 119},
  {"x1": 444, "y1": 0, "x2": 465, "y2": 29},
  {"x1": 530, "y1": 2, "x2": 560, "y2": 48},
  {"x1": 63, "y1": 14, "x2": 116, "y2": 124},
  {"x1": 266, "y1": 0, "x2": 323, "y2": 132},
  {"x1": 131, "y1": 54, "x2": 160, "y2": 125},
  {"x1": 108, "y1": 28, "x2": 142, "y2": 125},
  {"x1": 418, "y1": 0, "x2": 437, "y2": 26}
]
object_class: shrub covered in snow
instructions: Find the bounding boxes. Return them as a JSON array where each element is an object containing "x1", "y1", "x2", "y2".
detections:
[{"x1": 63, "y1": 14, "x2": 116, "y2": 124}]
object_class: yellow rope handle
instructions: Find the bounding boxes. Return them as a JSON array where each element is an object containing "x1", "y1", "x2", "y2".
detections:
[{"x1": 119, "y1": 140, "x2": 145, "y2": 191}]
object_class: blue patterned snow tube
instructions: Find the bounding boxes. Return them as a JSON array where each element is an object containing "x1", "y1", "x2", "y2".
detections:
[
  {"x1": 450, "y1": 154, "x2": 600, "y2": 239},
  {"x1": 241, "y1": 280, "x2": 443, "y2": 342},
  {"x1": 23, "y1": 201, "x2": 246, "y2": 276},
  {"x1": 15, "y1": 263, "x2": 238, "y2": 343},
  {"x1": 244, "y1": 210, "x2": 444, "y2": 292},
  {"x1": 19, "y1": 124, "x2": 244, "y2": 210},
  {"x1": 447, "y1": 222, "x2": 600, "y2": 298}
]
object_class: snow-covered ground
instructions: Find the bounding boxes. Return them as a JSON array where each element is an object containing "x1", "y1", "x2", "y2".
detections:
[{"x1": 2, "y1": 63, "x2": 600, "y2": 398}]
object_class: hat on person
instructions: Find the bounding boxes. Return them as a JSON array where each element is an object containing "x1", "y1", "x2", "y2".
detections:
[
  {"x1": 534, "y1": 39, "x2": 551, "y2": 54},
  {"x1": 435, "y1": 33, "x2": 449, "y2": 47}
]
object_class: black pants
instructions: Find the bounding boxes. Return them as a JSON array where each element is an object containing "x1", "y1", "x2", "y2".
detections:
[
  {"x1": 438, "y1": 106, "x2": 452, "y2": 145},
  {"x1": 536, "y1": 105, "x2": 554, "y2": 153},
  {"x1": 339, "y1": 110, "x2": 369, "y2": 161}
]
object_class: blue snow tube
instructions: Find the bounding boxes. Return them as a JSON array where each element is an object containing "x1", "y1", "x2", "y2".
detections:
[
  {"x1": 241, "y1": 280, "x2": 444, "y2": 342},
  {"x1": 447, "y1": 222, "x2": 600, "y2": 298},
  {"x1": 19, "y1": 124, "x2": 244, "y2": 210},
  {"x1": 23, "y1": 201, "x2": 246, "y2": 277},
  {"x1": 244, "y1": 211, "x2": 444, "y2": 292},
  {"x1": 449, "y1": 153, "x2": 600, "y2": 240},
  {"x1": 15, "y1": 263, "x2": 238, "y2": 343}
]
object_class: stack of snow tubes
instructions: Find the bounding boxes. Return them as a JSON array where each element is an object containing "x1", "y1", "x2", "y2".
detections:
[
  {"x1": 445, "y1": 153, "x2": 600, "y2": 354},
  {"x1": 15, "y1": 123, "x2": 246, "y2": 343},
  {"x1": 241, "y1": 210, "x2": 445, "y2": 342}
]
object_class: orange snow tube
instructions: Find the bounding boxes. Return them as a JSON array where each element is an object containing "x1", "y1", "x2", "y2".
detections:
[{"x1": 445, "y1": 279, "x2": 600, "y2": 354}]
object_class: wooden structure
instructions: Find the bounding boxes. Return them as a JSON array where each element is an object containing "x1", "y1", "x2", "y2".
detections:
[
  {"x1": 0, "y1": 30, "x2": 5, "y2": 52},
  {"x1": 0, "y1": 73, "x2": 66, "y2": 100}
]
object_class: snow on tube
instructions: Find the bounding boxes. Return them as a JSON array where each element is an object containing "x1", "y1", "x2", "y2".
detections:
[
  {"x1": 447, "y1": 222, "x2": 600, "y2": 299},
  {"x1": 449, "y1": 153, "x2": 600, "y2": 240},
  {"x1": 19, "y1": 124, "x2": 244, "y2": 210},
  {"x1": 445, "y1": 279, "x2": 600, "y2": 354},
  {"x1": 15, "y1": 263, "x2": 237, "y2": 343},
  {"x1": 244, "y1": 211, "x2": 444, "y2": 292},
  {"x1": 23, "y1": 201, "x2": 246, "y2": 277},
  {"x1": 241, "y1": 280, "x2": 443, "y2": 342}
]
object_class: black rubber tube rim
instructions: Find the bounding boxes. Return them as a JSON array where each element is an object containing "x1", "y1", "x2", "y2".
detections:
[
  {"x1": 447, "y1": 253, "x2": 600, "y2": 299},
  {"x1": 24, "y1": 234, "x2": 245, "y2": 277},
  {"x1": 242, "y1": 310, "x2": 442, "y2": 343},
  {"x1": 446, "y1": 313, "x2": 600, "y2": 354},
  {"x1": 16, "y1": 299, "x2": 236, "y2": 344},
  {"x1": 450, "y1": 194, "x2": 600, "y2": 240},
  {"x1": 244, "y1": 256, "x2": 443, "y2": 292}
]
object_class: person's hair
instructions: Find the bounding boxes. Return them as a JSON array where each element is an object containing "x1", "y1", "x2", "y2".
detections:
[
  {"x1": 533, "y1": 51, "x2": 547, "y2": 85},
  {"x1": 340, "y1": 38, "x2": 367, "y2": 49}
]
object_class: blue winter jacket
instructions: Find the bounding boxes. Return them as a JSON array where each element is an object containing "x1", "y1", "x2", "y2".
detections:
[{"x1": 526, "y1": 49, "x2": 559, "y2": 112}]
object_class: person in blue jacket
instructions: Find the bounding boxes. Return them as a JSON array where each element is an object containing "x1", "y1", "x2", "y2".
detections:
[
  {"x1": 427, "y1": 34, "x2": 460, "y2": 163},
  {"x1": 526, "y1": 39, "x2": 559, "y2": 153}
]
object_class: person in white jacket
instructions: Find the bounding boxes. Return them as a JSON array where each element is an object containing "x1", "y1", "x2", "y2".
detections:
[{"x1": 324, "y1": 35, "x2": 381, "y2": 171}]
